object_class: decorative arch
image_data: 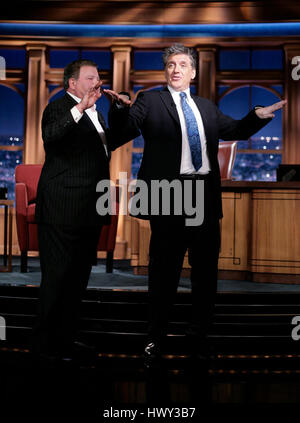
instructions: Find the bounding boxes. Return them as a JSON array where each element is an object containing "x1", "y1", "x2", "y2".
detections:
[
  {"x1": 218, "y1": 83, "x2": 282, "y2": 102},
  {"x1": 48, "y1": 85, "x2": 64, "y2": 101},
  {"x1": 218, "y1": 84, "x2": 283, "y2": 181},
  {"x1": 0, "y1": 81, "x2": 24, "y2": 99},
  {"x1": 131, "y1": 84, "x2": 164, "y2": 101}
]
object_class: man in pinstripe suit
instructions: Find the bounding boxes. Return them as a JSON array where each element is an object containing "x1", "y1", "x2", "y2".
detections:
[{"x1": 33, "y1": 60, "x2": 129, "y2": 360}]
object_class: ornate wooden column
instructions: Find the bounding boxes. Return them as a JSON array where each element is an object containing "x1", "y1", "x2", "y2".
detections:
[
  {"x1": 24, "y1": 45, "x2": 47, "y2": 164},
  {"x1": 196, "y1": 47, "x2": 216, "y2": 101},
  {"x1": 110, "y1": 46, "x2": 132, "y2": 258},
  {"x1": 283, "y1": 45, "x2": 300, "y2": 164}
]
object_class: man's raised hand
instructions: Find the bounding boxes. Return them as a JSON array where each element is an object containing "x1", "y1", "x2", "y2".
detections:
[
  {"x1": 255, "y1": 100, "x2": 287, "y2": 119},
  {"x1": 76, "y1": 84, "x2": 102, "y2": 114},
  {"x1": 102, "y1": 89, "x2": 131, "y2": 106}
]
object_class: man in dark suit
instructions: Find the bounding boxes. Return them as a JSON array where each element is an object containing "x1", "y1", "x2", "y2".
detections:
[
  {"x1": 34, "y1": 59, "x2": 129, "y2": 359},
  {"x1": 109, "y1": 44, "x2": 286, "y2": 365}
]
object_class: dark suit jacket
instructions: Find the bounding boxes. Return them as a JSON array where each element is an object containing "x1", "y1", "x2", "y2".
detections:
[
  {"x1": 36, "y1": 93, "x2": 111, "y2": 227},
  {"x1": 109, "y1": 86, "x2": 271, "y2": 219}
]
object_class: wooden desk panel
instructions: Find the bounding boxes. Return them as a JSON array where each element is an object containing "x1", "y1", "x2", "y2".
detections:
[
  {"x1": 130, "y1": 182, "x2": 300, "y2": 282},
  {"x1": 219, "y1": 191, "x2": 252, "y2": 272},
  {"x1": 251, "y1": 190, "x2": 300, "y2": 274}
]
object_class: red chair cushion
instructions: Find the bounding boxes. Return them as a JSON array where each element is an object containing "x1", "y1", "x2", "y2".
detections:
[{"x1": 27, "y1": 203, "x2": 36, "y2": 223}]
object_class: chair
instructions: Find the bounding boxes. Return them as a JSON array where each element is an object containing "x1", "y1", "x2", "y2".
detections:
[
  {"x1": 15, "y1": 164, "x2": 120, "y2": 273},
  {"x1": 218, "y1": 141, "x2": 238, "y2": 180},
  {"x1": 96, "y1": 185, "x2": 121, "y2": 273},
  {"x1": 15, "y1": 164, "x2": 42, "y2": 272}
]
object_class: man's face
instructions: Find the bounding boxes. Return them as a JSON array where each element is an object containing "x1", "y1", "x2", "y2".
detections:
[
  {"x1": 164, "y1": 53, "x2": 196, "y2": 92},
  {"x1": 68, "y1": 65, "x2": 101, "y2": 99}
]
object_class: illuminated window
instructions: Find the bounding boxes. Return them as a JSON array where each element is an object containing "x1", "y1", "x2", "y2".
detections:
[
  {"x1": 0, "y1": 85, "x2": 24, "y2": 201},
  {"x1": 218, "y1": 85, "x2": 283, "y2": 181}
]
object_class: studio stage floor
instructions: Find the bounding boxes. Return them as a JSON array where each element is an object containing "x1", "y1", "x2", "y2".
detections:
[{"x1": 1, "y1": 256, "x2": 300, "y2": 293}]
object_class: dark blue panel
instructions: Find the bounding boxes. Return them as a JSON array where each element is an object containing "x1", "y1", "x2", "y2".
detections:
[
  {"x1": 134, "y1": 52, "x2": 164, "y2": 70},
  {"x1": 49, "y1": 84, "x2": 61, "y2": 93},
  {"x1": 218, "y1": 85, "x2": 230, "y2": 96},
  {"x1": 0, "y1": 85, "x2": 24, "y2": 138},
  {"x1": 131, "y1": 153, "x2": 143, "y2": 179},
  {"x1": 252, "y1": 50, "x2": 283, "y2": 69},
  {"x1": 2, "y1": 23, "x2": 300, "y2": 38},
  {"x1": 95, "y1": 85, "x2": 111, "y2": 122},
  {"x1": 15, "y1": 83, "x2": 25, "y2": 93},
  {"x1": 81, "y1": 51, "x2": 111, "y2": 70},
  {"x1": 218, "y1": 86, "x2": 250, "y2": 121},
  {"x1": 133, "y1": 85, "x2": 145, "y2": 94},
  {"x1": 271, "y1": 85, "x2": 283, "y2": 95},
  {"x1": 233, "y1": 153, "x2": 281, "y2": 181},
  {"x1": 147, "y1": 85, "x2": 164, "y2": 91},
  {"x1": 49, "y1": 50, "x2": 79, "y2": 68},
  {"x1": 0, "y1": 49, "x2": 26, "y2": 68},
  {"x1": 219, "y1": 50, "x2": 250, "y2": 70},
  {"x1": 49, "y1": 88, "x2": 65, "y2": 102},
  {"x1": 133, "y1": 85, "x2": 164, "y2": 94}
]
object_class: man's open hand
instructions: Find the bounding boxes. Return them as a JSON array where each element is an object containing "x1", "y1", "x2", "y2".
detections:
[
  {"x1": 76, "y1": 84, "x2": 102, "y2": 113},
  {"x1": 102, "y1": 89, "x2": 131, "y2": 106},
  {"x1": 255, "y1": 100, "x2": 287, "y2": 119}
]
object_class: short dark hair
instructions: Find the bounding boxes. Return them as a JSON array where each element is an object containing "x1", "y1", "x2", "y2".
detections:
[
  {"x1": 162, "y1": 43, "x2": 196, "y2": 69},
  {"x1": 63, "y1": 59, "x2": 99, "y2": 90}
]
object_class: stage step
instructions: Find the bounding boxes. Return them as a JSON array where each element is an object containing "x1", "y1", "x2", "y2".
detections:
[{"x1": 1, "y1": 285, "x2": 300, "y2": 374}]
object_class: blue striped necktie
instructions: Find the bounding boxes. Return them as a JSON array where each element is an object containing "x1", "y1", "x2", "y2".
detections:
[{"x1": 180, "y1": 92, "x2": 202, "y2": 171}]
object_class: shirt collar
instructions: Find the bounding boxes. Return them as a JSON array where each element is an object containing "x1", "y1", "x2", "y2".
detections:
[
  {"x1": 67, "y1": 91, "x2": 96, "y2": 111},
  {"x1": 167, "y1": 85, "x2": 191, "y2": 99}
]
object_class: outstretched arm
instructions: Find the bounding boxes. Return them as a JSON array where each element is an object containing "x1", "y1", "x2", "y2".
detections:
[
  {"x1": 255, "y1": 100, "x2": 287, "y2": 119},
  {"x1": 218, "y1": 99, "x2": 287, "y2": 141}
]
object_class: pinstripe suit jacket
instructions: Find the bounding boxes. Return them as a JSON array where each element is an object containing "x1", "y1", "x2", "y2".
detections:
[{"x1": 36, "y1": 93, "x2": 111, "y2": 227}]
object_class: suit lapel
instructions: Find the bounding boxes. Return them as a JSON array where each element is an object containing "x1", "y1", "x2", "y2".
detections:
[
  {"x1": 160, "y1": 88, "x2": 181, "y2": 126},
  {"x1": 97, "y1": 111, "x2": 107, "y2": 131}
]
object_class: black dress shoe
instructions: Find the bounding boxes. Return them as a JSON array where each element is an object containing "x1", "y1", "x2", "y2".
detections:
[{"x1": 144, "y1": 342, "x2": 161, "y2": 368}]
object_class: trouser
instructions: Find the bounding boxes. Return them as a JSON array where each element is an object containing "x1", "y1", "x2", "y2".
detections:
[
  {"x1": 33, "y1": 222, "x2": 102, "y2": 354},
  {"x1": 147, "y1": 174, "x2": 221, "y2": 342}
]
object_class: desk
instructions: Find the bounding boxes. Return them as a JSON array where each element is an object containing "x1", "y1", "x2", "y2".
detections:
[
  {"x1": 219, "y1": 181, "x2": 300, "y2": 283},
  {"x1": 130, "y1": 181, "x2": 300, "y2": 283},
  {"x1": 0, "y1": 200, "x2": 13, "y2": 272}
]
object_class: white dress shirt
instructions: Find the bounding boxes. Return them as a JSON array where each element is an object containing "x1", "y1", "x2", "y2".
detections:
[
  {"x1": 67, "y1": 91, "x2": 108, "y2": 156},
  {"x1": 168, "y1": 85, "x2": 211, "y2": 175}
]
